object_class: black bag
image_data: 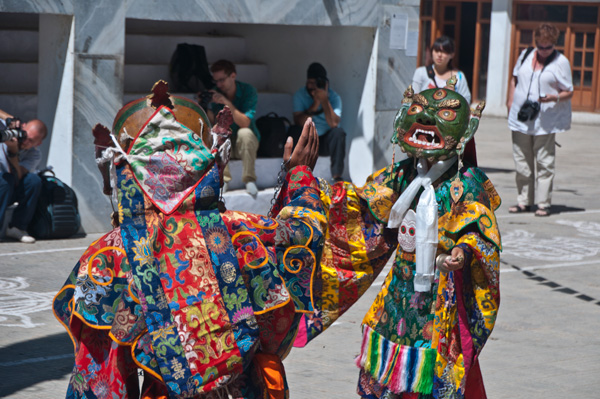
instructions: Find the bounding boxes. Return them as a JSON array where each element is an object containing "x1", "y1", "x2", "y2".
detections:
[
  {"x1": 28, "y1": 169, "x2": 81, "y2": 239},
  {"x1": 169, "y1": 43, "x2": 214, "y2": 93},
  {"x1": 256, "y1": 112, "x2": 291, "y2": 158}
]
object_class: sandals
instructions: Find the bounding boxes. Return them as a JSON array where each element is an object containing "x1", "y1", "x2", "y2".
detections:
[
  {"x1": 535, "y1": 208, "x2": 550, "y2": 217},
  {"x1": 508, "y1": 204, "x2": 531, "y2": 213}
]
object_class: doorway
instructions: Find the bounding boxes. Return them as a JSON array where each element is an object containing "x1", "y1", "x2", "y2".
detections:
[{"x1": 418, "y1": 0, "x2": 492, "y2": 102}]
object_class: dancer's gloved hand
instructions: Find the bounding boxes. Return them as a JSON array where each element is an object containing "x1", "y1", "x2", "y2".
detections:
[{"x1": 283, "y1": 117, "x2": 318, "y2": 171}]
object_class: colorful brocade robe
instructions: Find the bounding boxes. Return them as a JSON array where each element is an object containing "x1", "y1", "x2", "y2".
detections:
[
  {"x1": 53, "y1": 160, "x2": 326, "y2": 399},
  {"x1": 293, "y1": 159, "x2": 501, "y2": 399}
]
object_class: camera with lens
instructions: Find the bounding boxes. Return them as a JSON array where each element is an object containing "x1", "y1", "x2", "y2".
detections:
[
  {"x1": 316, "y1": 77, "x2": 328, "y2": 89},
  {"x1": 0, "y1": 118, "x2": 27, "y2": 143},
  {"x1": 517, "y1": 100, "x2": 540, "y2": 122}
]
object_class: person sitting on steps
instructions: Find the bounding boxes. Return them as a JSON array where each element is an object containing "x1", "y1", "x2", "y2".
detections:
[
  {"x1": 290, "y1": 62, "x2": 346, "y2": 183},
  {"x1": 205, "y1": 59, "x2": 260, "y2": 196}
]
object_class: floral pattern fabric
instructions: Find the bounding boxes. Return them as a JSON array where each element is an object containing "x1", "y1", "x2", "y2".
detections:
[
  {"x1": 292, "y1": 159, "x2": 501, "y2": 399},
  {"x1": 53, "y1": 103, "x2": 326, "y2": 399}
]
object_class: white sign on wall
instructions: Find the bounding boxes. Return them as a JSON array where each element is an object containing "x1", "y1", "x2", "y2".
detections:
[{"x1": 390, "y1": 13, "x2": 408, "y2": 50}]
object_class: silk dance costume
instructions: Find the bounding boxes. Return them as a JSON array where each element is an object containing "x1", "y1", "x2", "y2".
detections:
[
  {"x1": 292, "y1": 82, "x2": 501, "y2": 398},
  {"x1": 53, "y1": 83, "x2": 328, "y2": 399}
]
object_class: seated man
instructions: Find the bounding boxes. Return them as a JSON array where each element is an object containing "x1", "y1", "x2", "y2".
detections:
[
  {"x1": 205, "y1": 59, "x2": 260, "y2": 195},
  {"x1": 292, "y1": 62, "x2": 346, "y2": 182},
  {"x1": 0, "y1": 110, "x2": 47, "y2": 243}
]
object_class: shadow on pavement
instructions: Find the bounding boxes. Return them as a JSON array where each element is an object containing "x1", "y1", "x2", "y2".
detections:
[
  {"x1": 0, "y1": 331, "x2": 73, "y2": 397},
  {"x1": 480, "y1": 166, "x2": 514, "y2": 174},
  {"x1": 501, "y1": 259, "x2": 600, "y2": 307},
  {"x1": 547, "y1": 204, "x2": 586, "y2": 214}
]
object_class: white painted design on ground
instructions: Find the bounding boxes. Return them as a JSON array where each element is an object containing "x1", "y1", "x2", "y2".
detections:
[
  {"x1": 502, "y1": 229, "x2": 600, "y2": 261},
  {"x1": 555, "y1": 220, "x2": 600, "y2": 238},
  {"x1": 0, "y1": 277, "x2": 55, "y2": 328}
]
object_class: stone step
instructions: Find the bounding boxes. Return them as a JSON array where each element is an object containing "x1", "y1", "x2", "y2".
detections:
[
  {"x1": 223, "y1": 156, "x2": 333, "y2": 215},
  {"x1": 223, "y1": 188, "x2": 275, "y2": 216},
  {"x1": 124, "y1": 62, "x2": 269, "y2": 92},
  {"x1": 0, "y1": 30, "x2": 38, "y2": 62},
  {"x1": 125, "y1": 34, "x2": 247, "y2": 64},
  {"x1": 0, "y1": 93, "x2": 38, "y2": 122},
  {"x1": 225, "y1": 156, "x2": 332, "y2": 191},
  {"x1": 122, "y1": 91, "x2": 293, "y2": 120},
  {"x1": 0, "y1": 62, "x2": 37, "y2": 92}
]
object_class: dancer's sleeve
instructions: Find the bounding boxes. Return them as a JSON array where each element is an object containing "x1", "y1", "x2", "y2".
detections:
[{"x1": 274, "y1": 161, "x2": 411, "y2": 346}]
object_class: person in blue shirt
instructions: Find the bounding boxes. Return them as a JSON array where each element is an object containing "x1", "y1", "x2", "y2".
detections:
[
  {"x1": 206, "y1": 59, "x2": 260, "y2": 195},
  {"x1": 292, "y1": 62, "x2": 346, "y2": 182}
]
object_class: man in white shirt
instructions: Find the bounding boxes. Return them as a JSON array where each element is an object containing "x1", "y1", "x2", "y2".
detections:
[{"x1": 0, "y1": 110, "x2": 47, "y2": 243}]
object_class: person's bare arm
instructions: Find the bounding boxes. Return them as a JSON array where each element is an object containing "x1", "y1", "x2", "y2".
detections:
[
  {"x1": 210, "y1": 91, "x2": 251, "y2": 128},
  {"x1": 5, "y1": 139, "x2": 25, "y2": 180},
  {"x1": 293, "y1": 97, "x2": 322, "y2": 126},
  {"x1": 0, "y1": 109, "x2": 13, "y2": 120},
  {"x1": 506, "y1": 77, "x2": 517, "y2": 114},
  {"x1": 314, "y1": 87, "x2": 340, "y2": 128},
  {"x1": 539, "y1": 90, "x2": 574, "y2": 103}
]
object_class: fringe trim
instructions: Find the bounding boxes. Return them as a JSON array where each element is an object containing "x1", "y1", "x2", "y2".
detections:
[{"x1": 355, "y1": 325, "x2": 436, "y2": 395}]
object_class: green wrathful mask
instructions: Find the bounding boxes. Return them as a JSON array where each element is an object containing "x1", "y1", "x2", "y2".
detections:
[{"x1": 392, "y1": 78, "x2": 485, "y2": 163}]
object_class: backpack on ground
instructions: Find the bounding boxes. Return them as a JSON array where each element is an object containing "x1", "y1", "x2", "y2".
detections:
[
  {"x1": 256, "y1": 112, "x2": 291, "y2": 158},
  {"x1": 28, "y1": 169, "x2": 81, "y2": 239}
]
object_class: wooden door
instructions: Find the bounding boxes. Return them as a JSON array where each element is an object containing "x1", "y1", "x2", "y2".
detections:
[{"x1": 569, "y1": 29, "x2": 598, "y2": 111}]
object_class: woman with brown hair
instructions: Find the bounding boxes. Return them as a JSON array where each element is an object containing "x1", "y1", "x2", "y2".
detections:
[{"x1": 507, "y1": 23, "x2": 573, "y2": 217}]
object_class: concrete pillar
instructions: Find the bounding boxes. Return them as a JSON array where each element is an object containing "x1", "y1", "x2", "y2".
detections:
[
  {"x1": 38, "y1": 14, "x2": 74, "y2": 184},
  {"x1": 71, "y1": 1, "x2": 126, "y2": 233},
  {"x1": 485, "y1": 0, "x2": 513, "y2": 117}
]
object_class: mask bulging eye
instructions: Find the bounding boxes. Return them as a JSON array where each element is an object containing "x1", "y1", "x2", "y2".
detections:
[
  {"x1": 408, "y1": 104, "x2": 423, "y2": 115},
  {"x1": 408, "y1": 227, "x2": 415, "y2": 236},
  {"x1": 433, "y1": 89, "x2": 447, "y2": 100},
  {"x1": 438, "y1": 109, "x2": 456, "y2": 121}
]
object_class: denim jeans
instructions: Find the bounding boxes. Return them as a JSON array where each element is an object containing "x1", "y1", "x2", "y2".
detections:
[{"x1": 0, "y1": 172, "x2": 42, "y2": 230}]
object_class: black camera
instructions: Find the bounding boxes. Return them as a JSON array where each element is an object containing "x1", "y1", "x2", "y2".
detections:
[
  {"x1": 517, "y1": 100, "x2": 540, "y2": 122},
  {"x1": 197, "y1": 90, "x2": 214, "y2": 111},
  {"x1": 316, "y1": 77, "x2": 328, "y2": 89}
]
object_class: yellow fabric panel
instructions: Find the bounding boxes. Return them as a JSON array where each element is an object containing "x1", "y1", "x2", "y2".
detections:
[{"x1": 438, "y1": 201, "x2": 501, "y2": 250}]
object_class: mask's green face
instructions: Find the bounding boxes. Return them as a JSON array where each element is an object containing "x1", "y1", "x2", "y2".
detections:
[{"x1": 393, "y1": 88, "x2": 473, "y2": 161}]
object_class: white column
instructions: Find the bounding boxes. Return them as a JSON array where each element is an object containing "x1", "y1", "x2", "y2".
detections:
[
  {"x1": 38, "y1": 14, "x2": 74, "y2": 184},
  {"x1": 485, "y1": 0, "x2": 513, "y2": 117}
]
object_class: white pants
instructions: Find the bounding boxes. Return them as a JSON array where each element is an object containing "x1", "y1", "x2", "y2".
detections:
[
  {"x1": 511, "y1": 131, "x2": 555, "y2": 209},
  {"x1": 223, "y1": 127, "x2": 259, "y2": 184}
]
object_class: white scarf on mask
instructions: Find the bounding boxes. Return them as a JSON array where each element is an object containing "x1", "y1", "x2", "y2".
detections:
[{"x1": 388, "y1": 157, "x2": 456, "y2": 292}]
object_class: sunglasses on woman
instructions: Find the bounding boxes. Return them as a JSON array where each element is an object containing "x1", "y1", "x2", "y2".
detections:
[{"x1": 536, "y1": 44, "x2": 554, "y2": 51}]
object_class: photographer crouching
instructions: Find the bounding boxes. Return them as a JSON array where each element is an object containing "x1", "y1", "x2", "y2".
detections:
[{"x1": 0, "y1": 109, "x2": 47, "y2": 243}]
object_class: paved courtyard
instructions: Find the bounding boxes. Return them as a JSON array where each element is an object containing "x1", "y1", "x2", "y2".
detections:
[{"x1": 1, "y1": 115, "x2": 599, "y2": 398}]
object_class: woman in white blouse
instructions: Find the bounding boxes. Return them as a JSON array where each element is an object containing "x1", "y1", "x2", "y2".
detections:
[
  {"x1": 507, "y1": 23, "x2": 573, "y2": 217},
  {"x1": 412, "y1": 35, "x2": 472, "y2": 103}
]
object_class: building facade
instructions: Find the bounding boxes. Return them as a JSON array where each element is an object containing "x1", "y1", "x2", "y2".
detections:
[
  {"x1": 418, "y1": 0, "x2": 600, "y2": 118},
  {"x1": 1, "y1": 0, "x2": 597, "y2": 233}
]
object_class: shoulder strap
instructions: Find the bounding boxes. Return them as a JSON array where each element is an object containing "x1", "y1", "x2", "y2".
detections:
[
  {"x1": 543, "y1": 49, "x2": 558, "y2": 67},
  {"x1": 426, "y1": 65, "x2": 438, "y2": 88},
  {"x1": 520, "y1": 46, "x2": 534, "y2": 66}
]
